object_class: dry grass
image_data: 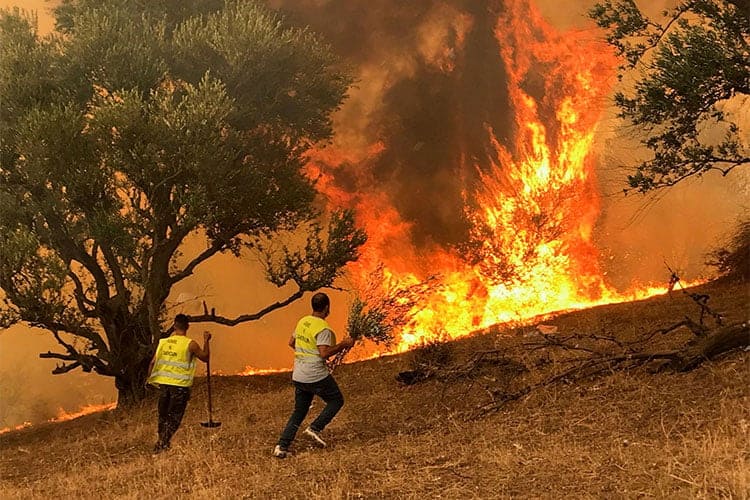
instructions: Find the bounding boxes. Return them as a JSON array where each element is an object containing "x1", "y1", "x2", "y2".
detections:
[{"x1": 1, "y1": 281, "x2": 748, "y2": 499}]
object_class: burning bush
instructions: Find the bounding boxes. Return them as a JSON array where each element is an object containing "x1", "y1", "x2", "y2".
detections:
[{"x1": 329, "y1": 269, "x2": 436, "y2": 369}]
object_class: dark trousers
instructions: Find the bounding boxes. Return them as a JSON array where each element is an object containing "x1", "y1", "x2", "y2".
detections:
[
  {"x1": 278, "y1": 375, "x2": 344, "y2": 449},
  {"x1": 157, "y1": 385, "x2": 191, "y2": 448}
]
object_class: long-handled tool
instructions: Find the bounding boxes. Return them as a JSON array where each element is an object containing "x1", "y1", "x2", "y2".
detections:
[{"x1": 200, "y1": 338, "x2": 221, "y2": 428}]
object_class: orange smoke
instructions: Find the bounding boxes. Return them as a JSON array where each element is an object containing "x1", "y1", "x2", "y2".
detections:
[{"x1": 304, "y1": 0, "x2": 689, "y2": 354}]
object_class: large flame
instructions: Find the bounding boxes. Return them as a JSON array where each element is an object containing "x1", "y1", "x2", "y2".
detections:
[{"x1": 303, "y1": 0, "x2": 691, "y2": 357}]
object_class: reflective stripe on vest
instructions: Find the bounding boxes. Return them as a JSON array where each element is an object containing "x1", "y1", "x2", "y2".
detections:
[
  {"x1": 148, "y1": 335, "x2": 196, "y2": 387},
  {"x1": 294, "y1": 316, "x2": 330, "y2": 359}
]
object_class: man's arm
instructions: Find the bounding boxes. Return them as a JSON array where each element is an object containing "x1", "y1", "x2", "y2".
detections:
[
  {"x1": 189, "y1": 332, "x2": 212, "y2": 362},
  {"x1": 288, "y1": 334, "x2": 295, "y2": 350},
  {"x1": 146, "y1": 353, "x2": 157, "y2": 384},
  {"x1": 318, "y1": 335, "x2": 355, "y2": 360}
]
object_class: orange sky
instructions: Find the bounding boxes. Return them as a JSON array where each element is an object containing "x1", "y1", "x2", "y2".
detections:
[{"x1": 0, "y1": 0, "x2": 58, "y2": 33}]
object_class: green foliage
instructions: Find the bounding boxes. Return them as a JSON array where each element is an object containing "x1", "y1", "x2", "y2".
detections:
[
  {"x1": 0, "y1": 10, "x2": 57, "y2": 126},
  {"x1": 172, "y1": 0, "x2": 350, "y2": 138},
  {"x1": 0, "y1": 1, "x2": 359, "y2": 401},
  {"x1": 346, "y1": 298, "x2": 393, "y2": 345},
  {"x1": 261, "y1": 210, "x2": 367, "y2": 292},
  {"x1": 590, "y1": 0, "x2": 750, "y2": 192},
  {"x1": 326, "y1": 267, "x2": 436, "y2": 370},
  {"x1": 0, "y1": 227, "x2": 68, "y2": 328}
]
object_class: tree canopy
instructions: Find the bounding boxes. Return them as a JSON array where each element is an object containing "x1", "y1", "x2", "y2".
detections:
[
  {"x1": 590, "y1": 0, "x2": 750, "y2": 192},
  {"x1": 0, "y1": 0, "x2": 365, "y2": 405}
]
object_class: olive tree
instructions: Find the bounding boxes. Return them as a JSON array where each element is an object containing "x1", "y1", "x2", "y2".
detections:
[
  {"x1": 0, "y1": 0, "x2": 365, "y2": 406},
  {"x1": 590, "y1": 0, "x2": 749, "y2": 192}
]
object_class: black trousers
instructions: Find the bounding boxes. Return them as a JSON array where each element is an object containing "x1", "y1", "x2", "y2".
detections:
[
  {"x1": 278, "y1": 375, "x2": 344, "y2": 449},
  {"x1": 157, "y1": 385, "x2": 191, "y2": 448}
]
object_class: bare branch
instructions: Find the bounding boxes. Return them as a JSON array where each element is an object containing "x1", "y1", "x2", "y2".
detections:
[
  {"x1": 51, "y1": 361, "x2": 82, "y2": 374},
  {"x1": 665, "y1": 266, "x2": 724, "y2": 326},
  {"x1": 39, "y1": 351, "x2": 77, "y2": 362},
  {"x1": 51, "y1": 328, "x2": 78, "y2": 357},
  {"x1": 38, "y1": 328, "x2": 112, "y2": 375},
  {"x1": 186, "y1": 289, "x2": 305, "y2": 326},
  {"x1": 169, "y1": 240, "x2": 226, "y2": 286},
  {"x1": 28, "y1": 318, "x2": 110, "y2": 360}
]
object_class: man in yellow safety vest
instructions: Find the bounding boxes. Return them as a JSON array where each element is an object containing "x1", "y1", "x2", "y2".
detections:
[
  {"x1": 273, "y1": 292, "x2": 354, "y2": 458},
  {"x1": 147, "y1": 313, "x2": 211, "y2": 453}
]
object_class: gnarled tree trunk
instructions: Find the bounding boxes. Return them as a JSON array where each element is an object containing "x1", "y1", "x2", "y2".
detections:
[
  {"x1": 115, "y1": 357, "x2": 152, "y2": 407},
  {"x1": 110, "y1": 313, "x2": 156, "y2": 408},
  {"x1": 670, "y1": 322, "x2": 750, "y2": 372}
]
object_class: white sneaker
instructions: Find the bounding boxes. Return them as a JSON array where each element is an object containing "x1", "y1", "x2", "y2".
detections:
[
  {"x1": 273, "y1": 445, "x2": 288, "y2": 458},
  {"x1": 303, "y1": 427, "x2": 327, "y2": 447}
]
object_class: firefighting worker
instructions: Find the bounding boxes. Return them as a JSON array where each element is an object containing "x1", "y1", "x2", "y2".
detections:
[
  {"x1": 273, "y1": 292, "x2": 355, "y2": 458},
  {"x1": 147, "y1": 313, "x2": 211, "y2": 453}
]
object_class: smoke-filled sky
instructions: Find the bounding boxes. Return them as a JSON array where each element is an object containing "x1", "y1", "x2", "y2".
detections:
[
  {"x1": 0, "y1": 0, "x2": 747, "y2": 426},
  {"x1": 268, "y1": 0, "x2": 746, "y2": 285}
]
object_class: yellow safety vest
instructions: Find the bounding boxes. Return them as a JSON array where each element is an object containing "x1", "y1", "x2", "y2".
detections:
[
  {"x1": 148, "y1": 335, "x2": 197, "y2": 387},
  {"x1": 294, "y1": 316, "x2": 332, "y2": 359}
]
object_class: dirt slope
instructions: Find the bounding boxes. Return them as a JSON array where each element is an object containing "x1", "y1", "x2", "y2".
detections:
[{"x1": 1, "y1": 281, "x2": 748, "y2": 499}]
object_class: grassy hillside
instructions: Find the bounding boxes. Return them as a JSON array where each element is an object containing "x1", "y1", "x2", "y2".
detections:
[{"x1": 1, "y1": 280, "x2": 748, "y2": 499}]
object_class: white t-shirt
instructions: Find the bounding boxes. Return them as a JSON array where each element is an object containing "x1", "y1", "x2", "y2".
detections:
[{"x1": 292, "y1": 328, "x2": 335, "y2": 383}]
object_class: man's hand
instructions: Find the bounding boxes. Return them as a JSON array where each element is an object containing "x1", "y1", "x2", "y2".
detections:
[
  {"x1": 319, "y1": 337, "x2": 356, "y2": 359},
  {"x1": 341, "y1": 337, "x2": 355, "y2": 349},
  {"x1": 190, "y1": 333, "x2": 211, "y2": 362}
]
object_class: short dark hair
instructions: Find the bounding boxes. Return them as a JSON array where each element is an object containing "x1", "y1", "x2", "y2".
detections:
[
  {"x1": 174, "y1": 313, "x2": 189, "y2": 331},
  {"x1": 311, "y1": 292, "x2": 330, "y2": 313}
]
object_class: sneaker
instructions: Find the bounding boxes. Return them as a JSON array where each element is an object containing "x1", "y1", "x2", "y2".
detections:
[
  {"x1": 303, "y1": 427, "x2": 327, "y2": 447},
  {"x1": 273, "y1": 445, "x2": 288, "y2": 458}
]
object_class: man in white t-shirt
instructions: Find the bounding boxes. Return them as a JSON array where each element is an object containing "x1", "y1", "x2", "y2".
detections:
[{"x1": 273, "y1": 292, "x2": 354, "y2": 458}]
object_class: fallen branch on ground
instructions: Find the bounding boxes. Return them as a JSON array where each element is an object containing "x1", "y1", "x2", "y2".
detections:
[{"x1": 476, "y1": 319, "x2": 748, "y2": 416}]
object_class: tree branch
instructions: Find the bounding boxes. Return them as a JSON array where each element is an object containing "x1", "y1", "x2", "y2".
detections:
[
  {"x1": 627, "y1": 156, "x2": 750, "y2": 193},
  {"x1": 100, "y1": 243, "x2": 128, "y2": 299},
  {"x1": 38, "y1": 328, "x2": 112, "y2": 375},
  {"x1": 186, "y1": 288, "x2": 305, "y2": 326},
  {"x1": 169, "y1": 240, "x2": 226, "y2": 286},
  {"x1": 29, "y1": 318, "x2": 110, "y2": 360},
  {"x1": 631, "y1": 7, "x2": 688, "y2": 67},
  {"x1": 51, "y1": 361, "x2": 82, "y2": 374},
  {"x1": 68, "y1": 270, "x2": 97, "y2": 317},
  {"x1": 39, "y1": 208, "x2": 111, "y2": 303},
  {"x1": 39, "y1": 351, "x2": 77, "y2": 362}
]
